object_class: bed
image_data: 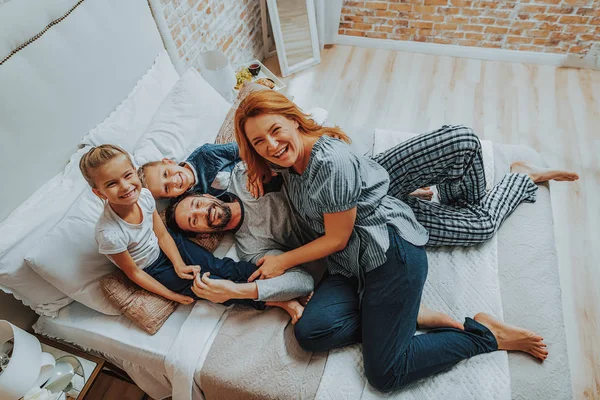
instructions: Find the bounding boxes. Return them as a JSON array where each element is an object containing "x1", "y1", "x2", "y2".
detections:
[{"x1": 0, "y1": 0, "x2": 572, "y2": 399}]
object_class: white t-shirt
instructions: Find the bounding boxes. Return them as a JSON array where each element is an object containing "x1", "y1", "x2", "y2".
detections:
[{"x1": 95, "y1": 188, "x2": 161, "y2": 270}]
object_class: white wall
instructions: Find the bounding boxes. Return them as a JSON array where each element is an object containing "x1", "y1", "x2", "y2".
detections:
[{"x1": 0, "y1": 292, "x2": 38, "y2": 330}]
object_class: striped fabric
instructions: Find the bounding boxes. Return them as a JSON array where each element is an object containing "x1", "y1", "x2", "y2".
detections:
[
  {"x1": 283, "y1": 136, "x2": 429, "y2": 287},
  {"x1": 372, "y1": 125, "x2": 538, "y2": 246}
]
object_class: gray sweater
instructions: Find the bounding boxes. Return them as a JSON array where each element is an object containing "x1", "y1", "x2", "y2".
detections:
[{"x1": 225, "y1": 162, "x2": 320, "y2": 302}]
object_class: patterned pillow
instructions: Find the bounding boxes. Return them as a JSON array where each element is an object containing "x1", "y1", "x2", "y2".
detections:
[
  {"x1": 100, "y1": 271, "x2": 178, "y2": 335},
  {"x1": 215, "y1": 82, "x2": 270, "y2": 144}
]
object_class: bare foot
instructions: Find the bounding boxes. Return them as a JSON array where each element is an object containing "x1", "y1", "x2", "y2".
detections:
[
  {"x1": 417, "y1": 305, "x2": 464, "y2": 330},
  {"x1": 268, "y1": 300, "x2": 305, "y2": 324},
  {"x1": 409, "y1": 187, "x2": 434, "y2": 201},
  {"x1": 474, "y1": 312, "x2": 548, "y2": 361},
  {"x1": 510, "y1": 161, "x2": 579, "y2": 183},
  {"x1": 298, "y1": 292, "x2": 313, "y2": 307}
]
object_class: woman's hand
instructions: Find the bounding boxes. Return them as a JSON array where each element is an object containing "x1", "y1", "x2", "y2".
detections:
[
  {"x1": 248, "y1": 255, "x2": 289, "y2": 282},
  {"x1": 246, "y1": 177, "x2": 264, "y2": 199},
  {"x1": 192, "y1": 272, "x2": 234, "y2": 303},
  {"x1": 175, "y1": 264, "x2": 200, "y2": 280}
]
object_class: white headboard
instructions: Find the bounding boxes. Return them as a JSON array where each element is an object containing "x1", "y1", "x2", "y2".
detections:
[{"x1": 0, "y1": 0, "x2": 171, "y2": 221}]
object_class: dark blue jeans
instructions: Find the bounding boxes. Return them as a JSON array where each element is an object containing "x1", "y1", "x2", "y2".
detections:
[
  {"x1": 294, "y1": 226, "x2": 498, "y2": 392},
  {"x1": 145, "y1": 231, "x2": 265, "y2": 310}
]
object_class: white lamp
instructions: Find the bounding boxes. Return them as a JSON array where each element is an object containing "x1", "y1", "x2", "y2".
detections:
[
  {"x1": 0, "y1": 320, "x2": 55, "y2": 400},
  {"x1": 198, "y1": 50, "x2": 237, "y2": 103}
]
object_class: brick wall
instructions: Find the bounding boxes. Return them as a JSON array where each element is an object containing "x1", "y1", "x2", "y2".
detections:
[
  {"x1": 339, "y1": 0, "x2": 600, "y2": 56},
  {"x1": 158, "y1": 0, "x2": 264, "y2": 69}
]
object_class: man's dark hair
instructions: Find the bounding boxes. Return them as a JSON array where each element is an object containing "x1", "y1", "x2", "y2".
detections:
[{"x1": 164, "y1": 193, "x2": 204, "y2": 237}]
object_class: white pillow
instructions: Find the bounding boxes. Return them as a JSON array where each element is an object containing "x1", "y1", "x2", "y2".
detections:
[
  {"x1": 134, "y1": 68, "x2": 231, "y2": 166},
  {"x1": 0, "y1": 149, "x2": 92, "y2": 316},
  {"x1": 80, "y1": 49, "x2": 180, "y2": 151},
  {"x1": 26, "y1": 190, "x2": 120, "y2": 316}
]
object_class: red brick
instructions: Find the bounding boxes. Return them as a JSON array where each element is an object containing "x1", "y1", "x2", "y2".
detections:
[
  {"x1": 494, "y1": 19, "x2": 512, "y2": 26},
  {"x1": 366, "y1": 31, "x2": 388, "y2": 38},
  {"x1": 433, "y1": 37, "x2": 454, "y2": 44},
  {"x1": 465, "y1": 32, "x2": 485, "y2": 40},
  {"x1": 344, "y1": 15, "x2": 364, "y2": 22},
  {"x1": 434, "y1": 23, "x2": 458, "y2": 30},
  {"x1": 424, "y1": 0, "x2": 448, "y2": 5},
  {"x1": 376, "y1": 25, "x2": 394, "y2": 33},
  {"x1": 591, "y1": 17, "x2": 600, "y2": 25},
  {"x1": 536, "y1": 0, "x2": 560, "y2": 3},
  {"x1": 518, "y1": 45, "x2": 545, "y2": 52},
  {"x1": 353, "y1": 23, "x2": 373, "y2": 30},
  {"x1": 547, "y1": 6, "x2": 574, "y2": 14},
  {"x1": 364, "y1": 16, "x2": 388, "y2": 24},
  {"x1": 486, "y1": 11, "x2": 511, "y2": 18},
  {"x1": 462, "y1": 8, "x2": 483, "y2": 16},
  {"x1": 528, "y1": 30, "x2": 550, "y2": 37},
  {"x1": 480, "y1": 42, "x2": 502, "y2": 48},
  {"x1": 438, "y1": 7, "x2": 460, "y2": 15},
  {"x1": 506, "y1": 36, "x2": 533, "y2": 44},
  {"x1": 473, "y1": 17, "x2": 495, "y2": 24},
  {"x1": 441, "y1": 30, "x2": 465, "y2": 38},
  {"x1": 447, "y1": 16, "x2": 469, "y2": 23},
  {"x1": 550, "y1": 32, "x2": 576, "y2": 41},
  {"x1": 222, "y1": 36, "x2": 233, "y2": 52},
  {"x1": 508, "y1": 28, "x2": 523, "y2": 35},
  {"x1": 421, "y1": 14, "x2": 446, "y2": 22},
  {"x1": 414, "y1": 35, "x2": 428, "y2": 42},
  {"x1": 450, "y1": 0, "x2": 471, "y2": 5},
  {"x1": 376, "y1": 10, "x2": 401, "y2": 17},
  {"x1": 411, "y1": 21, "x2": 434, "y2": 29},
  {"x1": 389, "y1": 4, "x2": 413, "y2": 12},
  {"x1": 390, "y1": 19, "x2": 410, "y2": 27},
  {"x1": 345, "y1": 29, "x2": 367, "y2": 37},
  {"x1": 563, "y1": 0, "x2": 588, "y2": 5},
  {"x1": 396, "y1": 27, "x2": 419, "y2": 35},
  {"x1": 473, "y1": 1, "x2": 497, "y2": 8},
  {"x1": 569, "y1": 45, "x2": 591, "y2": 54},
  {"x1": 566, "y1": 24, "x2": 592, "y2": 33},
  {"x1": 419, "y1": 29, "x2": 435, "y2": 36},
  {"x1": 533, "y1": 14, "x2": 560, "y2": 22},
  {"x1": 511, "y1": 21, "x2": 536, "y2": 29},
  {"x1": 558, "y1": 15, "x2": 590, "y2": 24},
  {"x1": 580, "y1": 34, "x2": 600, "y2": 41},
  {"x1": 487, "y1": 34, "x2": 505, "y2": 42},
  {"x1": 458, "y1": 39, "x2": 481, "y2": 46},
  {"x1": 339, "y1": 22, "x2": 353, "y2": 29},
  {"x1": 463, "y1": 24, "x2": 485, "y2": 32},
  {"x1": 519, "y1": 5, "x2": 548, "y2": 13},
  {"x1": 344, "y1": 1, "x2": 365, "y2": 6},
  {"x1": 538, "y1": 22, "x2": 564, "y2": 31},
  {"x1": 485, "y1": 26, "x2": 509, "y2": 34},
  {"x1": 365, "y1": 2, "x2": 388, "y2": 10},
  {"x1": 413, "y1": 5, "x2": 437, "y2": 13},
  {"x1": 576, "y1": 8, "x2": 599, "y2": 16}
]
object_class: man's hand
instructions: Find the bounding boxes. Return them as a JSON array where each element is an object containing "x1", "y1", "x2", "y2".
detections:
[
  {"x1": 174, "y1": 264, "x2": 200, "y2": 280},
  {"x1": 192, "y1": 273, "x2": 234, "y2": 303},
  {"x1": 248, "y1": 255, "x2": 288, "y2": 282}
]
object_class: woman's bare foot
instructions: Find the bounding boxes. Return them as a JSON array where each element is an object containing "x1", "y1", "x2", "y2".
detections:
[
  {"x1": 267, "y1": 300, "x2": 305, "y2": 324},
  {"x1": 474, "y1": 312, "x2": 548, "y2": 361},
  {"x1": 409, "y1": 187, "x2": 434, "y2": 201},
  {"x1": 510, "y1": 161, "x2": 579, "y2": 183},
  {"x1": 417, "y1": 305, "x2": 464, "y2": 330}
]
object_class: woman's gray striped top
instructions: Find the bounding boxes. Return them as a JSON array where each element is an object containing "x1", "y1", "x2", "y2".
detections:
[{"x1": 283, "y1": 136, "x2": 428, "y2": 286}]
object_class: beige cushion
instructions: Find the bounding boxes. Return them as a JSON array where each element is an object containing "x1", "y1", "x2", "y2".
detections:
[
  {"x1": 215, "y1": 82, "x2": 270, "y2": 144},
  {"x1": 100, "y1": 270, "x2": 178, "y2": 335}
]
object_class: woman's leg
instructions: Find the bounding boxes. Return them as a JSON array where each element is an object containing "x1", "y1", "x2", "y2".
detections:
[
  {"x1": 362, "y1": 227, "x2": 499, "y2": 392},
  {"x1": 294, "y1": 274, "x2": 361, "y2": 352},
  {"x1": 372, "y1": 125, "x2": 487, "y2": 205},
  {"x1": 409, "y1": 173, "x2": 538, "y2": 246}
]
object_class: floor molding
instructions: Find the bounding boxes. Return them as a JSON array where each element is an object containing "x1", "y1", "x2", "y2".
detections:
[{"x1": 335, "y1": 34, "x2": 599, "y2": 68}]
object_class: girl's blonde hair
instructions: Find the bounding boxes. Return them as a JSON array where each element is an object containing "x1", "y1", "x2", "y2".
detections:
[
  {"x1": 79, "y1": 144, "x2": 133, "y2": 187},
  {"x1": 234, "y1": 90, "x2": 351, "y2": 183}
]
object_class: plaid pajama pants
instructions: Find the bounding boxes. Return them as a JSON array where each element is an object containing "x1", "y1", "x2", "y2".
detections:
[{"x1": 372, "y1": 125, "x2": 538, "y2": 246}]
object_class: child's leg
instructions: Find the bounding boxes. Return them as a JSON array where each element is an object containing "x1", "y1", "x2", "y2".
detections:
[{"x1": 145, "y1": 251, "x2": 266, "y2": 310}]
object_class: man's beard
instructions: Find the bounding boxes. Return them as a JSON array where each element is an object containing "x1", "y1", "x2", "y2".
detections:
[{"x1": 207, "y1": 201, "x2": 232, "y2": 230}]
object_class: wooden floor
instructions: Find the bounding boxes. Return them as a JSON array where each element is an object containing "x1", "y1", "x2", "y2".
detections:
[{"x1": 265, "y1": 46, "x2": 600, "y2": 400}]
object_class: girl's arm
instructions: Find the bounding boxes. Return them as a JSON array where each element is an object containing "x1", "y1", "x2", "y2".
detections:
[
  {"x1": 111, "y1": 251, "x2": 193, "y2": 304},
  {"x1": 248, "y1": 207, "x2": 356, "y2": 281},
  {"x1": 152, "y1": 209, "x2": 200, "y2": 279}
]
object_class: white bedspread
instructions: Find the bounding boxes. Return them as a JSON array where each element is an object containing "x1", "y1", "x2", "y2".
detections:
[{"x1": 312, "y1": 130, "x2": 510, "y2": 400}]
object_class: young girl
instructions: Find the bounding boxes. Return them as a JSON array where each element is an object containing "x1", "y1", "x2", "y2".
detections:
[{"x1": 79, "y1": 144, "x2": 308, "y2": 320}]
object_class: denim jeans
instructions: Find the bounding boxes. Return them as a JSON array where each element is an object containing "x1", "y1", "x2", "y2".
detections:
[
  {"x1": 145, "y1": 231, "x2": 265, "y2": 310},
  {"x1": 294, "y1": 226, "x2": 498, "y2": 392}
]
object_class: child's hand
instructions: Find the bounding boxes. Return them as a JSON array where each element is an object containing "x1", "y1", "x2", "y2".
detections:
[
  {"x1": 175, "y1": 264, "x2": 200, "y2": 280},
  {"x1": 175, "y1": 295, "x2": 195, "y2": 305}
]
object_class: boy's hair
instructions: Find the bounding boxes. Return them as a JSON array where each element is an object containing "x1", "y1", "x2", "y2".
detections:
[
  {"x1": 137, "y1": 160, "x2": 163, "y2": 189},
  {"x1": 79, "y1": 144, "x2": 133, "y2": 187}
]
